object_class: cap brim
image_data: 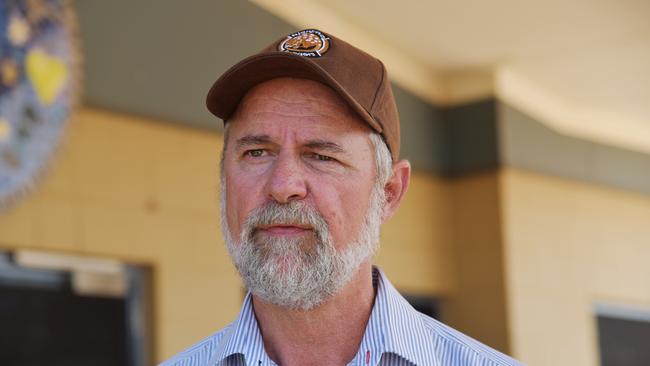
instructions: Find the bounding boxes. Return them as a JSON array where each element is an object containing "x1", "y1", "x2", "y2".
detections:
[{"x1": 206, "y1": 52, "x2": 382, "y2": 133}]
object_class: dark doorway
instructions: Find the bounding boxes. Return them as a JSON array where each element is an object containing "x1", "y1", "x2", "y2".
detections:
[
  {"x1": 0, "y1": 252, "x2": 152, "y2": 366},
  {"x1": 597, "y1": 310, "x2": 650, "y2": 366},
  {"x1": 0, "y1": 284, "x2": 127, "y2": 366}
]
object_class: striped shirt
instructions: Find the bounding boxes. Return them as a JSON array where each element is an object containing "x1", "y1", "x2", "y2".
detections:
[{"x1": 160, "y1": 267, "x2": 524, "y2": 366}]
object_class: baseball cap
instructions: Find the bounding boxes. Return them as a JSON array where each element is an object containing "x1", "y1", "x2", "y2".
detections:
[{"x1": 206, "y1": 28, "x2": 401, "y2": 160}]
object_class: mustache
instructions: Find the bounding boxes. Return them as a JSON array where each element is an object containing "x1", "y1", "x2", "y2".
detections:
[{"x1": 241, "y1": 200, "x2": 330, "y2": 241}]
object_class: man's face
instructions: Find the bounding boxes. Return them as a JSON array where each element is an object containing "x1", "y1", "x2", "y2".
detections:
[{"x1": 220, "y1": 77, "x2": 384, "y2": 309}]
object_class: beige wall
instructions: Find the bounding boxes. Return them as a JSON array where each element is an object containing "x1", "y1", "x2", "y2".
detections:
[
  {"x1": 443, "y1": 172, "x2": 510, "y2": 354},
  {"x1": 501, "y1": 169, "x2": 650, "y2": 366},
  {"x1": 377, "y1": 171, "x2": 454, "y2": 295},
  {"x1": 0, "y1": 107, "x2": 454, "y2": 362},
  {"x1": 5, "y1": 106, "x2": 646, "y2": 365},
  {"x1": 0, "y1": 107, "x2": 241, "y2": 360}
]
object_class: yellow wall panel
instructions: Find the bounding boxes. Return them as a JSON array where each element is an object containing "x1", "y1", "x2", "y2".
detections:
[
  {"x1": 501, "y1": 169, "x2": 650, "y2": 366},
  {"x1": 0, "y1": 107, "x2": 451, "y2": 362},
  {"x1": 444, "y1": 172, "x2": 510, "y2": 353},
  {"x1": 377, "y1": 172, "x2": 454, "y2": 295}
]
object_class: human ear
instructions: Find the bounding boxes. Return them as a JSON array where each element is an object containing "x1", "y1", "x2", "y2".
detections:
[{"x1": 381, "y1": 159, "x2": 411, "y2": 222}]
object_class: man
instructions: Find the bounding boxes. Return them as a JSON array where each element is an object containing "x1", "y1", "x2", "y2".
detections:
[{"x1": 161, "y1": 29, "x2": 523, "y2": 366}]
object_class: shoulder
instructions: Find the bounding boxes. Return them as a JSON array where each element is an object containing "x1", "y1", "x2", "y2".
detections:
[
  {"x1": 418, "y1": 314, "x2": 525, "y2": 366},
  {"x1": 157, "y1": 323, "x2": 234, "y2": 366},
  {"x1": 375, "y1": 268, "x2": 525, "y2": 365}
]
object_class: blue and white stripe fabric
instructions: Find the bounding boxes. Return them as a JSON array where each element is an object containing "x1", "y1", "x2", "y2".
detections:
[{"x1": 160, "y1": 267, "x2": 524, "y2": 366}]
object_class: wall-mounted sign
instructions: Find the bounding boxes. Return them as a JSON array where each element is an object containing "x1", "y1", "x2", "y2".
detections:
[{"x1": 0, "y1": 0, "x2": 80, "y2": 211}]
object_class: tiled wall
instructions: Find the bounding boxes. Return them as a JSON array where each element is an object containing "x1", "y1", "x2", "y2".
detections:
[{"x1": 502, "y1": 169, "x2": 650, "y2": 366}]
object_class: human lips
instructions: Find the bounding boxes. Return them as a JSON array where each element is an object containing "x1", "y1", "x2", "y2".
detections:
[{"x1": 257, "y1": 224, "x2": 313, "y2": 237}]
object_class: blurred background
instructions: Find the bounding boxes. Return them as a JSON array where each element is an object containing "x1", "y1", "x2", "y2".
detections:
[{"x1": 0, "y1": 0, "x2": 649, "y2": 365}]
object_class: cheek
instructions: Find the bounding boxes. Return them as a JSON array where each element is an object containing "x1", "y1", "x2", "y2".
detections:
[
  {"x1": 315, "y1": 178, "x2": 374, "y2": 247},
  {"x1": 225, "y1": 173, "x2": 264, "y2": 234}
]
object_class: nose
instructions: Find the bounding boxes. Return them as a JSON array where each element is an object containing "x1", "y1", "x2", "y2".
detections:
[{"x1": 265, "y1": 152, "x2": 307, "y2": 203}]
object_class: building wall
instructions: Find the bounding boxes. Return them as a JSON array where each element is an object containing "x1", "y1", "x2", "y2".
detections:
[
  {"x1": 3, "y1": 108, "x2": 650, "y2": 366},
  {"x1": 501, "y1": 168, "x2": 650, "y2": 366},
  {"x1": 2, "y1": 2, "x2": 649, "y2": 364},
  {"x1": 0, "y1": 106, "x2": 455, "y2": 362},
  {"x1": 444, "y1": 172, "x2": 510, "y2": 353}
]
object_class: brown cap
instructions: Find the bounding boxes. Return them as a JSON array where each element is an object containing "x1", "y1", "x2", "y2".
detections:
[{"x1": 206, "y1": 29, "x2": 400, "y2": 160}]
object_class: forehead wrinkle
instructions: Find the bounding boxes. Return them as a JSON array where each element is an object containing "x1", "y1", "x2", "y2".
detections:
[
  {"x1": 244, "y1": 111, "x2": 347, "y2": 125},
  {"x1": 231, "y1": 108, "x2": 372, "y2": 151},
  {"x1": 239, "y1": 92, "x2": 355, "y2": 119},
  {"x1": 246, "y1": 93, "x2": 350, "y2": 109},
  {"x1": 229, "y1": 79, "x2": 372, "y2": 142}
]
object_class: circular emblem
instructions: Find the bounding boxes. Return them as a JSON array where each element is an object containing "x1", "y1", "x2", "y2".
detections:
[
  {"x1": 278, "y1": 29, "x2": 330, "y2": 57},
  {"x1": 0, "y1": 0, "x2": 81, "y2": 211}
]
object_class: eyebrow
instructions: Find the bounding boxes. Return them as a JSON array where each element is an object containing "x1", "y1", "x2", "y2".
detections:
[
  {"x1": 234, "y1": 135, "x2": 347, "y2": 155},
  {"x1": 235, "y1": 134, "x2": 272, "y2": 149},
  {"x1": 304, "y1": 139, "x2": 346, "y2": 155}
]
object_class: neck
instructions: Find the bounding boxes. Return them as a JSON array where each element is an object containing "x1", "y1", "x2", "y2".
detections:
[{"x1": 252, "y1": 262, "x2": 375, "y2": 366}]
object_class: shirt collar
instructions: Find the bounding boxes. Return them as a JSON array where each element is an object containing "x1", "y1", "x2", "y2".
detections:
[
  {"x1": 208, "y1": 267, "x2": 440, "y2": 366},
  {"x1": 208, "y1": 293, "x2": 274, "y2": 366},
  {"x1": 356, "y1": 266, "x2": 441, "y2": 366}
]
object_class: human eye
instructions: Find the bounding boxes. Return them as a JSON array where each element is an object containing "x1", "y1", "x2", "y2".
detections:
[
  {"x1": 244, "y1": 149, "x2": 266, "y2": 158},
  {"x1": 316, "y1": 154, "x2": 334, "y2": 162},
  {"x1": 306, "y1": 152, "x2": 336, "y2": 162}
]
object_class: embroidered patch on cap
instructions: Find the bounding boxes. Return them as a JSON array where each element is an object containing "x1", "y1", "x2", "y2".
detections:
[{"x1": 278, "y1": 29, "x2": 330, "y2": 57}]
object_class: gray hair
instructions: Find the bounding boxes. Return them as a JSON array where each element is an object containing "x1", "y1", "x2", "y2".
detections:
[{"x1": 368, "y1": 132, "x2": 393, "y2": 186}]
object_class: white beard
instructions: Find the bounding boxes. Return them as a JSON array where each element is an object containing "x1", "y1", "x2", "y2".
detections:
[{"x1": 220, "y1": 178, "x2": 385, "y2": 310}]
